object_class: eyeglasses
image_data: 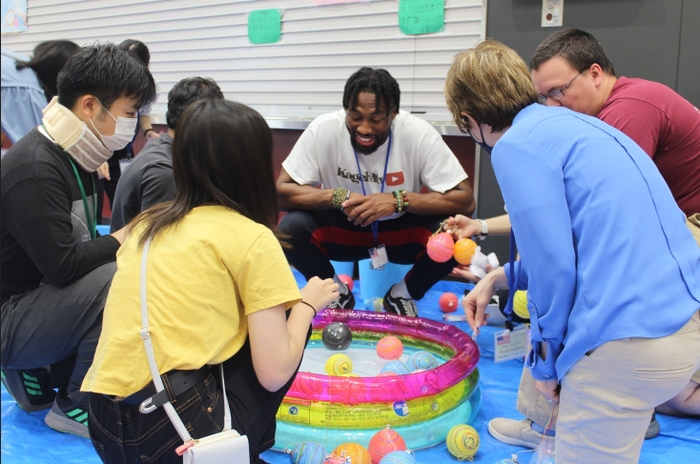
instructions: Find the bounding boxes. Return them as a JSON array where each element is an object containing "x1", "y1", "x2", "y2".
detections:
[{"x1": 538, "y1": 70, "x2": 585, "y2": 104}]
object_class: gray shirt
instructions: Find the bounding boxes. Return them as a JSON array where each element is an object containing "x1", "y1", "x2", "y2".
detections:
[{"x1": 110, "y1": 133, "x2": 174, "y2": 232}]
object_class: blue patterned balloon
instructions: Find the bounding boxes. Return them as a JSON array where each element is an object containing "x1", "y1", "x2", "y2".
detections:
[
  {"x1": 284, "y1": 441, "x2": 327, "y2": 464},
  {"x1": 379, "y1": 450, "x2": 417, "y2": 464},
  {"x1": 407, "y1": 351, "x2": 439, "y2": 371},
  {"x1": 379, "y1": 360, "x2": 411, "y2": 375}
]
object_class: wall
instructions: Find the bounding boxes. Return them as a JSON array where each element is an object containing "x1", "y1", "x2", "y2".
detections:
[{"x1": 1, "y1": 0, "x2": 485, "y2": 122}]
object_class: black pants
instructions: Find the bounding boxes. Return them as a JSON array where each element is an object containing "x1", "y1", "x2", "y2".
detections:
[
  {"x1": 278, "y1": 209, "x2": 457, "y2": 300},
  {"x1": 89, "y1": 327, "x2": 311, "y2": 463},
  {"x1": 1, "y1": 262, "x2": 116, "y2": 406}
]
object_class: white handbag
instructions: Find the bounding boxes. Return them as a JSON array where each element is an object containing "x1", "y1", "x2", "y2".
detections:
[{"x1": 140, "y1": 236, "x2": 250, "y2": 464}]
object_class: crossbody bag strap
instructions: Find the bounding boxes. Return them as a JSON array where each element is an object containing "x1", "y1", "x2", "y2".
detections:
[{"x1": 139, "y1": 236, "x2": 232, "y2": 445}]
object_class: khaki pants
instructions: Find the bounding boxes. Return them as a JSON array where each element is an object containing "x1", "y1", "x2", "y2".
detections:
[
  {"x1": 687, "y1": 213, "x2": 700, "y2": 246},
  {"x1": 517, "y1": 311, "x2": 700, "y2": 463},
  {"x1": 686, "y1": 214, "x2": 700, "y2": 384},
  {"x1": 515, "y1": 214, "x2": 700, "y2": 427}
]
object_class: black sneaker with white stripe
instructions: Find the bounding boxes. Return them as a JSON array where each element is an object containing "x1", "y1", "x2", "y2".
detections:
[{"x1": 382, "y1": 285, "x2": 418, "y2": 317}]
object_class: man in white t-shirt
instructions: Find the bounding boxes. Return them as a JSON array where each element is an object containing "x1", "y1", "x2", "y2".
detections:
[{"x1": 277, "y1": 67, "x2": 475, "y2": 316}]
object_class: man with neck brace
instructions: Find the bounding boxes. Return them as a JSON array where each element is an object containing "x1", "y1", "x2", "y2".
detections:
[{"x1": 1, "y1": 43, "x2": 155, "y2": 438}]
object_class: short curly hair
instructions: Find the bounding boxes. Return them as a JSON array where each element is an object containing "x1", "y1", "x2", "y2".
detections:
[{"x1": 342, "y1": 67, "x2": 400, "y2": 115}]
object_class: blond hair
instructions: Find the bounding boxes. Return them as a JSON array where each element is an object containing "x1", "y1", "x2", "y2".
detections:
[{"x1": 445, "y1": 39, "x2": 538, "y2": 133}]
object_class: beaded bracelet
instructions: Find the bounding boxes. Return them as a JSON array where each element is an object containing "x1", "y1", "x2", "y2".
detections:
[
  {"x1": 332, "y1": 188, "x2": 349, "y2": 210},
  {"x1": 299, "y1": 300, "x2": 317, "y2": 317},
  {"x1": 401, "y1": 189, "x2": 409, "y2": 212},
  {"x1": 392, "y1": 190, "x2": 404, "y2": 213},
  {"x1": 393, "y1": 189, "x2": 409, "y2": 213}
]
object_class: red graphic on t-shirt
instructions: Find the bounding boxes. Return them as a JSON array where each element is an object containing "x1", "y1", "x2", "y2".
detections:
[{"x1": 385, "y1": 171, "x2": 405, "y2": 186}]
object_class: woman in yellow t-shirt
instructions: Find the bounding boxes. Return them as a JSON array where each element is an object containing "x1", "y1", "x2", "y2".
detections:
[{"x1": 82, "y1": 99, "x2": 339, "y2": 464}]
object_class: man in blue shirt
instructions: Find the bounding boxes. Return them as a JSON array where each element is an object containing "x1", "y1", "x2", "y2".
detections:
[{"x1": 444, "y1": 40, "x2": 700, "y2": 463}]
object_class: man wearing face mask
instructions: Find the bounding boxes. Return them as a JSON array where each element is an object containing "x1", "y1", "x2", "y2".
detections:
[
  {"x1": 0, "y1": 43, "x2": 155, "y2": 438},
  {"x1": 277, "y1": 67, "x2": 475, "y2": 317}
]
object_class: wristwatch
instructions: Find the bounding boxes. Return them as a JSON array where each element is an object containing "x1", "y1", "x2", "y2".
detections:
[{"x1": 477, "y1": 219, "x2": 489, "y2": 240}]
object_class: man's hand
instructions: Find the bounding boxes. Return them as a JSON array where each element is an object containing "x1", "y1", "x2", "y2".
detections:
[
  {"x1": 342, "y1": 192, "x2": 396, "y2": 227},
  {"x1": 145, "y1": 129, "x2": 160, "y2": 139},
  {"x1": 536, "y1": 379, "x2": 560, "y2": 405}
]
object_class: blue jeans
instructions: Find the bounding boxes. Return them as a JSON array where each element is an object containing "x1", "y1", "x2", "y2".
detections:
[
  {"x1": 89, "y1": 330, "x2": 310, "y2": 463},
  {"x1": 89, "y1": 371, "x2": 224, "y2": 463}
]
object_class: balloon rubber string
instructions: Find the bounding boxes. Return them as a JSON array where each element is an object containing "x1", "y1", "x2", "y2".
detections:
[
  {"x1": 544, "y1": 404, "x2": 558, "y2": 436},
  {"x1": 434, "y1": 219, "x2": 450, "y2": 235}
]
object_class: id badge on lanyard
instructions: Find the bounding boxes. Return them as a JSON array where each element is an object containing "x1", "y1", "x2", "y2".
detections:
[{"x1": 354, "y1": 132, "x2": 393, "y2": 271}]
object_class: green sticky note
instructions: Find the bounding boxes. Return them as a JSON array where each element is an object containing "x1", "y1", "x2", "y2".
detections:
[
  {"x1": 248, "y1": 9, "x2": 281, "y2": 44},
  {"x1": 398, "y1": 0, "x2": 444, "y2": 35}
]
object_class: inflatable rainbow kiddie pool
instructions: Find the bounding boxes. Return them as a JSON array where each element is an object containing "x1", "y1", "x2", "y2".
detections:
[{"x1": 274, "y1": 308, "x2": 481, "y2": 452}]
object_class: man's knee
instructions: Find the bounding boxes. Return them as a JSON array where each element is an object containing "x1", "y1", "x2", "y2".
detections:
[
  {"x1": 278, "y1": 210, "x2": 314, "y2": 237},
  {"x1": 83, "y1": 262, "x2": 117, "y2": 301}
]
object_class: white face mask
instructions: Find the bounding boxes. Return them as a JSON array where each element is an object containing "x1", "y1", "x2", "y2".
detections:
[{"x1": 88, "y1": 99, "x2": 137, "y2": 151}]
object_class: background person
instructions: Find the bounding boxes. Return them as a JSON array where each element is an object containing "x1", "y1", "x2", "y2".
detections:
[
  {"x1": 109, "y1": 76, "x2": 224, "y2": 231},
  {"x1": 444, "y1": 39, "x2": 700, "y2": 464},
  {"x1": 1, "y1": 40, "x2": 80, "y2": 146},
  {"x1": 277, "y1": 67, "x2": 475, "y2": 316},
  {"x1": 100, "y1": 39, "x2": 160, "y2": 210},
  {"x1": 531, "y1": 28, "x2": 700, "y2": 218},
  {"x1": 82, "y1": 98, "x2": 338, "y2": 464}
]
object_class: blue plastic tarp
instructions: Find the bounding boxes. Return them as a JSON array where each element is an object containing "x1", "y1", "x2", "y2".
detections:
[{"x1": 3, "y1": 273, "x2": 699, "y2": 463}]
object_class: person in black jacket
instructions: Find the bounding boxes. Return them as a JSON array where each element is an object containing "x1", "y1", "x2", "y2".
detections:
[{"x1": 0, "y1": 42, "x2": 155, "y2": 438}]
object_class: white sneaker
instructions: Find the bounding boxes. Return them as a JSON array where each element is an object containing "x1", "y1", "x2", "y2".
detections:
[{"x1": 488, "y1": 418, "x2": 544, "y2": 449}]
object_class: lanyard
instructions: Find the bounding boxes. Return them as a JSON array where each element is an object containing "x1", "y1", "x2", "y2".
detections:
[
  {"x1": 41, "y1": 124, "x2": 97, "y2": 240},
  {"x1": 353, "y1": 131, "x2": 392, "y2": 246},
  {"x1": 504, "y1": 231, "x2": 517, "y2": 331},
  {"x1": 65, "y1": 155, "x2": 97, "y2": 240}
]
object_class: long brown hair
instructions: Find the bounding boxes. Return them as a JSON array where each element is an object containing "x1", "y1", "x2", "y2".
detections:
[{"x1": 129, "y1": 99, "x2": 283, "y2": 245}]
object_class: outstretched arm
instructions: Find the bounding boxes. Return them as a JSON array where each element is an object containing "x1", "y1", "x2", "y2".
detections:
[
  {"x1": 445, "y1": 213, "x2": 511, "y2": 239},
  {"x1": 248, "y1": 277, "x2": 339, "y2": 392}
]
